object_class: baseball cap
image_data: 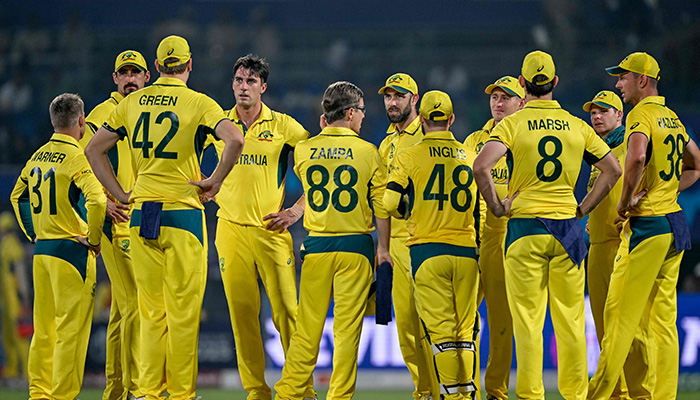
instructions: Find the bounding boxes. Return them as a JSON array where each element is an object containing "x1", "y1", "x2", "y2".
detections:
[
  {"x1": 583, "y1": 90, "x2": 623, "y2": 112},
  {"x1": 484, "y1": 76, "x2": 525, "y2": 98},
  {"x1": 521, "y1": 50, "x2": 556, "y2": 85},
  {"x1": 419, "y1": 90, "x2": 453, "y2": 121},
  {"x1": 605, "y1": 52, "x2": 660, "y2": 81},
  {"x1": 378, "y1": 73, "x2": 418, "y2": 95},
  {"x1": 114, "y1": 50, "x2": 148, "y2": 73},
  {"x1": 156, "y1": 35, "x2": 191, "y2": 68}
]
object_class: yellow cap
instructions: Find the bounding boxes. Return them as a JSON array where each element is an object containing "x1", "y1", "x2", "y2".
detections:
[
  {"x1": 156, "y1": 35, "x2": 191, "y2": 68},
  {"x1": 419, "y1": 90, "x2": 453, "y2": 121},
  {"x1": 484, "y1": 76, "x2": 524, "y2": 98},
  {"x1": 114, "y1": 50, "x2": 148, "y2": 72},
  {"x1": 0, "y1": 211, "x2": 15, "y2": 231},
  {"x1": 521, "y1": 50, "x2": 555, "y2": 85},
  {"x1": 605, "y1": 52, "x2": 660, "y2": 81},
  {"x1": 378, "y1": 73, "x2": 418, "y2": 95},
  {"x1": 583, "y1": 90, "x2": 623, "y2": 112}
]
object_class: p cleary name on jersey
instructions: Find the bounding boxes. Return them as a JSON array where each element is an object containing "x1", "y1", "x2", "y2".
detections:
[
  {"x1": 237, "y1": 153, "x2": 268, "y2": 166},
  {"x1": 310, "y1": 147, "x2": 355, "y2": 160}
]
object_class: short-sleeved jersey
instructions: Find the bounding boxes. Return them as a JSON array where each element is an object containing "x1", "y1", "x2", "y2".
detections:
[
  {"x1": 488, "y1": 100, "x2": 610, "y2": 219},
  {"x1": 294, "y1": 126, "x2": 388, "y2": 235},
  {"x1": 203, "y1": 103, "x2": 308, "y2": 226},
  {"x1": 81, "y1": 91, "x2": 135, "y2": 238},
  {"x1": 388, "y1": 130, "x2": 479, "y2": 248},
  {"x1": 624, "y1": 96, "x2": 688, "y2": 216},
  {"x1": 10, "y1": 133, "x2": 106, "y2": 245},
  {"x1": 587, "y1": 125, "x2": 626, "y2": 243},
  {"x1": 378, "y1": 116, "x2": 424, "y2": 238},
  {"x1": 465, "y1": 118, "x2": 509, "y2": 232},
  {"x1": 104, "y1": 77, "x2": 227, "y2": 209}
]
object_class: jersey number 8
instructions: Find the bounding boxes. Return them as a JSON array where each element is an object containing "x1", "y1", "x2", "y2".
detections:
[
  {"x1": 306, "y1": 165, "x2": 359, "y2": 213},
  {"x1": 423, "y1": 163, "x2": 473, "y2": 212}
]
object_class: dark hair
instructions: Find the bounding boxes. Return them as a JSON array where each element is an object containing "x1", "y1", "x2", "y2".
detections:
[
  {"x1": 158, "y1": 57, "x2": 188, "y2": 75},
  {"x1": 422, "y1": 118, "x2": 449, "y2": 129},
  {"x1": 233, "y1": 54, "x2": 270, "y2": 84},
  {"x1": 49, "y1": 93, "x2": 84, "y2": 130},
  {"x1": 631, "y1": 72, "x2": 658, "y2": 89},
  {"x1": 524, "y1": 74, "x2": 555, "y2": 97},
  {"x1": 322, "y1": 81, "x2": 364, "y2": 124}
]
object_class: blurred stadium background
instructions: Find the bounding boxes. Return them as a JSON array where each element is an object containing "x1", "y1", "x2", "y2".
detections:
[{"x1": 1, "y1": 0, "x2": 700, "y2": 397}]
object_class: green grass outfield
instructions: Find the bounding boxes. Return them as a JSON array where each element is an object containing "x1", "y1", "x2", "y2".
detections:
[{"x1": 2, "y1": 389, "x2": 700, "y2": 399}]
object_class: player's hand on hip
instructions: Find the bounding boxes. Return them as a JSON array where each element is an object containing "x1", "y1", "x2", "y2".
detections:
[
  {"x1": 75, "y1": 236, "x2": 101, "y2": 257},
  {"x1": 106, "y1": 197, "x2": 130, "y2": 223},
  {"x1": 263, "y1": 208, "x2": 302, "y2": 233},
  {"x1": 495, "y1": 191, "x2": 518, "y2": 217},
  {"x1": 189, "y1": 177, "x2": 222, "y2": 202}
]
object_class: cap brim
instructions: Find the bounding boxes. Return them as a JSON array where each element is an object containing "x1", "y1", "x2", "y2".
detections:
[
  {"x1": 116, "y1": 62, "x2": 147, "y2": 72},
  {"x1": 485, "y1": 84, "x2": 520, "y2": 97},
  {"x1": 583, "y1": 100, "x2": 615, "y2": 112},
  {"x1": 605, "y1": 66, "x2": 628, "y2": 76},
  {"x1": 378, "y1": 85, "x2": 411, "y2": 94}
]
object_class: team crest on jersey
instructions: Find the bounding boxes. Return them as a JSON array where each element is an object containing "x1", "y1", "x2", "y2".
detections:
[
  {"x1": 120, "y1": 239, "x2": 131, "y2": 253},
  {"x1": 616, "y1": 255, "x2": 621, "y2": 262},
  {"x1": 287, "y1": 258, "x2": 292, "y2": 265},
  {"x1": 388, "y1": 74, "x2": 403, "y2": 84},
  {"x1": 219, "y1": 257, "x2": 225, "y2": 273},
  {"x1": 258, "y1": 130, "x2": 274, "y2": 142}
]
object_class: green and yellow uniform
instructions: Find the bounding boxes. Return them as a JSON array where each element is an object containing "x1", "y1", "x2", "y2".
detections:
[
  {"x1": 103, "y1": 77, "x2": 227, "y2": 400},
  {"x1": 377, "y1": 116, "x2": 437, "y2": 399},
  {"x1": 588, "y1": 97, "x2": 690, "y2": 400},
  {"x1": 464, "y1": 119, "x2": 512, "y2": 400},
  {"x1": 385, "y1": 129, "x2": 480, "y2": 399},
  {"x1": 488, "y1": 100, "x2": 610, "y2": 400},
  {"x1": 203, "y1": 103, "x2": 314, "y2": 400},
  {"x1": 0, "y1": 225, "x2": 28, "y2": 379},
  {"x1": 274, "y1": 126, "x2": 387, "y2": 400},
  {"x1": 81, "y1": 91, "x2": 142, "y2": 400},
  {"x1": 11, "y1": 133, "x2": 106, "y2": 400}
]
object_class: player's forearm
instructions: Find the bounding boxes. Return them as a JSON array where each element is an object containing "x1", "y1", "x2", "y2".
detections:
[
  {"x1": 87, "y1": 152, "x2": 128, "y2": 203},
  {"x1": 209, "y1": 134, "x2": 244, "y2": 185},
  {"x1": 10, "y1": 178, "x2": 34, "y2": 241},
  {"x1": 679, "y1": 169, "x2": 700, "y2": 192},
  {"x1": 619, "y1": 157, "x2": 645, "y2": 208},
  {"x1": 288, "y1": 193, "x2": 306, "y2": 220},
  {"x1": 579, "y1": 170, "x2": 619, "y2": 217},
  {"x1": 77, "y1": 172, "x2": 108, "y2": 245},
  {"x1": 474, "y1": 168, "x2": 504, "y2": 217},
  {"x1": 375, "y1": 217, "x2": 391, "y2": 254}
]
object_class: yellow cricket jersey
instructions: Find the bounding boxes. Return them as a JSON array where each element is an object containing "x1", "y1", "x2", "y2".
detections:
[
  {"x1": 204, "y1": 103, "x2": 308, "y2": 226},
  {"x1": 294, "y1": 126, "x2": 388, "y2": 235},
  {"x1": 81, "y1": 91, "x2": 135, "y2": 239},
  {"x1": 385, "y1": 130, "x2": 479, "y2": 248},
  {"x1": 624, "y1": 96, "x2": 687, "y2": 216},
  {"x1": 104, "y1": 77, "x2": 228, "y2": 210},
  {"x1": 464, "y1": 118, "x2": 509, "y2": 232},
  {"x1": 587, "y1": 125, "x2": 626, "y2": 243},
  {"x1": 378, "y1": 116, "x2": 424, "y2": 238},
  {"x1": 10, "y1": 133, "x2": 106, "y2": 245},
  {"x1": 488, "y1": 100, "x2": 610, "y2": 219}
]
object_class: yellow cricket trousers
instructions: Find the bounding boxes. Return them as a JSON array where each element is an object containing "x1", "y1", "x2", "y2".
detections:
[
  {"x1": 274, "y1": 234, "x2": 373, "y2": 400},
  {"x1": 101, "y1": 223, "x2": 142, "y2": 400},
  {"x1": 478, "y1": 227, "x2": 512, "y2": 400},
  {"x1": 588, "y1": 217, "x2": 683, "y2": 400},
  {"x1": 505, "y1": 222, "x2": 587, "y2": 400},
  {"x1": 390, "y1": 236, "x2": 438, "y2": 399},
  {"x1": 29, "y1": 239, "x2": 96, "y2": 400},
  {"x1": 411, "y1": 243, "x2": 480, "y2": 400},
  {"x1": 130, "y1": 207, "x2": 207, "y2": 400},
  {"x1": 215, "y1": 220, "x2": 314, "y2": 400}
]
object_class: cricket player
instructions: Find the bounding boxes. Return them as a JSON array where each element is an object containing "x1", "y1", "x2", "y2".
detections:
[
  {"x1": 385, "y1": 90, "x2": 481, "y2": 399},
  {"x1": 202, "y1": 54, "x2": 315, "y2": 400},
  {"x1": 582, "y1": 90, "x2": 639, "y2": 399},
  {"x1": 587, "y1": 52, "x2": 700, "y2": 400},
  {"x1": 377, "y1": 72, "x2": 437, "y2": 400},
  {"x1": 274, "y1": 81, "x2": 391, "y2": 400},
  {"x1": 85, "y1": 35, "x2": 245, "y2": 400},
  {"x1": 10, "y1": 93, "x2": 107, "y2": 400},
  {"x1": 464, "y1": 76, "x2": 524, "y2": 400},
  {"x1": 0, "y1": 211, "x2": 29, "y2": 381},
  {"x1": 474, "y1": 50, "x2": 621, "y2": 400},
  {"x1": 79, "y1": 49, "x2": 150, "y2": 400}
]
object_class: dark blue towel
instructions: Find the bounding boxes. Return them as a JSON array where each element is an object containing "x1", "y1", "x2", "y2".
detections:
[
  {"x1": 139, "y1": 202, "x2": 163, "y2": 240},
  {"x1": 666, "y1": 210, "x2": 691, "y2": 252},
  {"x1": 376, "y1": 261, "x2": 393, "y2": 325},
  {"x1": 535, "y1": 217, "x2": 588, "y2": 267}
]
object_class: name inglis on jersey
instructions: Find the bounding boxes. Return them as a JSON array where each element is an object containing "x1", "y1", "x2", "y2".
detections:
[{"x1": 428, "y1": 146, "x2": 468, "y2": 160}]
